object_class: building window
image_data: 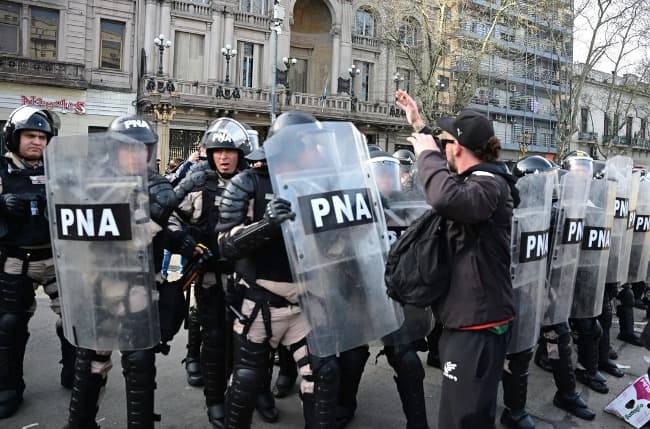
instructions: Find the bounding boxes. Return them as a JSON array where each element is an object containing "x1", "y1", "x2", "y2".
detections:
[
  {"x1": 580, "y1": 108, "x2": 589, "y2": 132},
  {"x1": 241, "y1": 42, "x2": 254, "y2": 87},
  {"x1": 174, "y1": 31, "x2": 204, "y2": 81},
  {"x1": 292, "y1": 58, "x2": 308, "y2": 93},
  {"x1": 355, "y1": 61, "x2": 371, "y2": 102},
  {"x1": 355, "y1": 8, "x2": 375, "y2": 37},
  {"x1": 641, "y1": 118, "x2": 647, "y2": 140},
  {"x1": 240, "y1": 0, "x2": 268, "y2": 15},
  {"x1": 100, "y1": 20, "x2": 125, "y2": 70},
  {"x1": 398, "y1": 19, "x2": 417, "y2": 47},
  {"x1": 604, "y1": 114, "x2": 611, "y2": 137},
  {"x1": 397, "y1": 68, "x2": 411, "y2": 93},
  {"x1": 626, "y1": 116, "x2": 633, "y2": 138},
  {"x1": 0, "y1": 1, "x2": 20, "y2": 54},
  {"x1": 30, "y1": 7, "x2": 58, "y2": 60}
]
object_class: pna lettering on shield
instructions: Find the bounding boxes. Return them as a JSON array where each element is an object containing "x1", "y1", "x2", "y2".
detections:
[{"x1": 55, "y1": 203, "x2": 133, "y2": 241}]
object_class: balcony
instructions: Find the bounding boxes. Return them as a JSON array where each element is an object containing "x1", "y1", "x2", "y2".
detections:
[
  {"x1": 607, "y1": 135, "x2": 631, "y2": 146},
  {"x1": 577, "y1": 131, "x2": 598, "y2": 142},
  {"x1": 171, "y1": 0, "x2": 212, "y2": 21},
  {"x1": 352, "y1": 34, "x2": 382, "y2": 52},
  {"x1": 234, "y1": 12, "x2": 271, "y2": 31},
  {"x1": 0, "y1": 55, "x2": 87, "y2": 89},
  {"x1": 138, "y1": 77, "x2": 407, "y2": 128}
]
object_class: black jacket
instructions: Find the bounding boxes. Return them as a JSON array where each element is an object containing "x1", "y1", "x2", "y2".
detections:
[{"x1": 417, "y1": 150, "x2": 517, "y2": 329}]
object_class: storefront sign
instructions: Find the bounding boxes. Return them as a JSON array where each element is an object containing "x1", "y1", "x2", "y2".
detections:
[{"x1": 21, "y1": 95, "x2": 86, "y2": 114}]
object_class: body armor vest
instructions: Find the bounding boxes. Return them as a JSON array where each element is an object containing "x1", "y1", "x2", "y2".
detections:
[{"x1": 0, "y1": 157, "x2": 50, "y2": 247}]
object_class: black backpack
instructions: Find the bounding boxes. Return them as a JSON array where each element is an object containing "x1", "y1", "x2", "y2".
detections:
[{"x1": 384, "y1": 209, "x2": 451, "y2": 308}]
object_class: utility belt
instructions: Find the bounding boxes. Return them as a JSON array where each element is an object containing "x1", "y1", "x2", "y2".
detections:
[
  {"x1": 0, "y1": 246, "x2": 53, "y2": 276},
  {"x1": 232, "y1": 283, "x2": 293, "y2": 343}
]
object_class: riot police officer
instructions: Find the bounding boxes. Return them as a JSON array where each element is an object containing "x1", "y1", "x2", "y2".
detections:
[
  {"x1": 501, "y1": 155, "x2": 555, "y2": 429},
  {"x1": 393, "y1": 149, "x2": 416, "y2": 191},
  {"x1": 0, "y1": 105, "x2": 68, "y2": 418},
  {"x1": 216, "y1": 111, "x2": 338, "y2": 428},
  {"x1": 168, "y1": 118, "x2": 279, "y2": 428},
  {"x1": 64, "y1": 115, "x2": 200, "y2": 429}
]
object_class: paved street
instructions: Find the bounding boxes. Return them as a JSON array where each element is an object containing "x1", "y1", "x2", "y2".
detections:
[{"x1": 4, "y1": 289, "x2": 650, "y2": 429}]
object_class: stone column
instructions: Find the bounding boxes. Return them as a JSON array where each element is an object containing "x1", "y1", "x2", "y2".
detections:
[
  {"x1": 331, "y1": 25, "x2": 341, "y2": 95},
  {"x1": 159, "y1": 0, "x2": 172, "y2": 75},
  {"x1": 144, "y1": 0, "x2": 157, "y2": 75}
]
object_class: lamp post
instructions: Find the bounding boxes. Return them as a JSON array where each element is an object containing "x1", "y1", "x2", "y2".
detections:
[
  {"x1": 221, "y1": 44, "x2": 237, "y2": 84},
  {"x1": 153, "y1": 34, "x2": 172, "y2": 76},
  {"x1": 434, "y1": 79, "x2": 446, "y2": 114},
  {"x1": 270, "y1": 0, "x2": 285, "y2": 123},
  {"x1": 283, "y1": 56, "x2": 297, "y2": 85},
  {"x1": 348, "y1": 64, "x2": 361, "y2": 98},
  {"x1": 393, "y1": 72, "x2": 404, "y2": 91},
  {"x1": 150, "y1": 90, "x2": 179, "y2": 174}
]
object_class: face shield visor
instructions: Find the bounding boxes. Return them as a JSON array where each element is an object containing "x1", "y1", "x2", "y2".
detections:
[
  {"x1": 564, "y1": 157, "x2": 593, "y2": 177},
  {"x1": 370, "y1": 156, "x2": 401, "y2": 196}
]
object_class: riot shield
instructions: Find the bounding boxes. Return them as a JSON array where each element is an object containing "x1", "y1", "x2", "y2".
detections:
[
  {"x1": 377, "y1": 163, "x2": 434, "y2": 346},
  {"x1": 543, "y1": 172, "x2": 590, "y2": 326},
  {"x1": 628, "y1": 179, "x2": 650, "y2": 283},
  {"x1": 45, "y1": 133, "x2": 159, "y2": 351},
  {"x1": 605, "y1": 156, "x2": 637, "y2": 285},
  {"x1": 265, "y1": 121, "x2": 403, "y2": 357},
  {"x1": 570, "y1": 178, "x2": 616, "y2": 318},
  {"x1": 507, "y1": 172, "x2": 554, "y2": 354}
]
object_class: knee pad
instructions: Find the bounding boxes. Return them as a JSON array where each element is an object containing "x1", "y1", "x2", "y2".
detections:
[
  {"x1": 0, "y1": 312, "x2": 30, "y2": 344},
  {"x1": 234, "y1": 335, "x2": 270, "y2": 369},
  {"x1": 121, "y1": 350, "x2": 156, "y2": 387},
  {"x1": 543, "y1": 322, "x2": 569, "y2": 343},
  {"x1": 618, "y1": 286, "x2": 635, "y2": 307},
  {"x1": 0, "y1": 273, "x2": 35, "y2": 312},
  {"x1": 392, "y1": 348, "x2": 425, "y2": 382},
  {"x1": 310, "y1": 355, "x2": 339, "y2": 385}
]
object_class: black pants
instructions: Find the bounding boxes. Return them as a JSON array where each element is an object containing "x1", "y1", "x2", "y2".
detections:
[{"x1": 438, "y1": 328, "x2": 510, "y2": 429}]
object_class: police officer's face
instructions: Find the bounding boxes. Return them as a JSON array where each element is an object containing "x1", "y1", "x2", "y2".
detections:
[
  {"x1": 18, "y1": 130, "x2": 48, "y2": 161},
  {"x1": 118, "y1": 145, "x2": 147, "y2": 175},
  {"x1": 213, "y1": 148, "x2": 239, "y2": 174}
]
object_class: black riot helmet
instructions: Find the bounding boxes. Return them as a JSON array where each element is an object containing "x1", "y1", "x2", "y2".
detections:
[
  {"x1": 268, "y1": 111, "x2": 319, "y2": 138},
  {"x1": 512, "y1": 155, "x2": 556, "y2": 178},
  {"x1": 562, "y1": 150, "x2": 593, "y2": 177},
  {"x1": 108, "y1": 115, "x2": 158, "y2": 167},
  {"x1": 393, "y1": 149, "x2": 416, "y2": 166},
  {"x1": 3, "y1": 105, "x2": 60, "y2": 152},
  {"x1": 370, "y1": 150, "x2": 401, "y2": 196},
  {"x1": 201, "y1": 118, "x2": 252, "y2": 171}
]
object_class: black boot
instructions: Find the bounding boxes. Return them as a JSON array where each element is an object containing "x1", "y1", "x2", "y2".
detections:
[
  {"x1": 336, "y1": 346, "x2": 369, "y2": 428},
  {"x1": 501, "y1": 351, "x2": 535, "y2": 429},
  {"x1": 207, "y1": 403, "x2": 225, "y2": 429},
  {"x1": 575, "y1": 369, "x2": 609, "y2": 394},
  {"x1": 66, "y1": 349, "x2": 106, "y2": 429},
  {"x1": 184, "y1": 307, "x2": 204, "y2": 387},
  {"x1": 0, "y1": 328, "x2": 28, "y2": 419},
  {"x1": 256, "y1": 353, "x2": 279, "y2": 423},
  {"x1": 201, "y1": 325, "x2": 228, "y2": 428},
  {"x1": 122, "y1": 350, "x2": 157, "y2": 429},
  {"x1": 553, "y1": 391, "x2": 595, "y2": 420},
  {"x1": 617, "y1": 286, "x2": 644, "y2": 346},
  {"x1": 273, "y1": 345, "x2": 297, "y2": 398},
  {"x1": 56, "y1": 318, "x2": 76, "y2": 389}
]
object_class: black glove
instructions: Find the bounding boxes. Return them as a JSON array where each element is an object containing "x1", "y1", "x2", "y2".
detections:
[
  {"x1": 177, "y1": 233, "x2": 199, "y2": 261},
  {"x1": 0, "y1": 194, "x2": 28, "y2": 217},
  {"x1": 264, "y1": 197, "x2": 295, "y2": 226}
]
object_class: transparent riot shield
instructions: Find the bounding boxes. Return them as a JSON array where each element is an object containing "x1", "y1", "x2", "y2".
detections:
[
  {"x1": 570, "y1": 178, "x2": 616, "y2": 318},
  {"x1": 507, "y1": 172, "x2": 554, "y2": 354},
  {"x1": 265, "y1": 122, "x2": 403, "y2": 357},
  {"x1": 375, "y1": 160, "x2": 434, "y2": 346},
  {"x1": 45, "y1": 133, "x2": 159, "y2": 351},
  {"x1": 628, "y1": 179, "x2": 650, "y2": 283},
  {"x1": 605, "y1": 156, "x2": 637, "y2": 285},
  {"x1": 543, "y1": 172, "x2": 590, "y2": 326}
]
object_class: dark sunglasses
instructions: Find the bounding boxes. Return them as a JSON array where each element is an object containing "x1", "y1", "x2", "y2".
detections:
[{"x1": 439, "y1": 138, "x2": 456, "y2": 148}]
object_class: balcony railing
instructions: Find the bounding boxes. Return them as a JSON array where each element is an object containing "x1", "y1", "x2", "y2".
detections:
[
  {"x1": 352, "y1": 34, "x2": 381, "y2": 50},
  {"x1": 139, "y1": 77, "x2": 407, "y2": 126},
  {"x1": 234, "y1": 12, "x2": 271, "y2": 30},
  {"x1": 0, "y1": 55, "x2": 86, "y2": 89},
  {"x1": 577, "y1": 131, "x2": 598, "y2": 142},
  {"x1": 171, "y1": 0, "x2": 212, "y2": 19}
]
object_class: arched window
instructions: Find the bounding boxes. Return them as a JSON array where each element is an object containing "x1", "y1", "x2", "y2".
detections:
[
  {"x1": 398, "y1": 18, "x2": 418, "y2": 47},
  {"x1": 355, "y1": 7, "x2": 375, "y2": 37}
]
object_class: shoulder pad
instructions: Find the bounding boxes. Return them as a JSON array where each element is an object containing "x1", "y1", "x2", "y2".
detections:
[
  {"x1": 175, "y1": 169, "x2": 207, "y2": 201},
  {"x1": 218, "y1": 170, "x2": 256, "y2": 228},
  {"x1": 148, "y1": 174, "x2": 178, "y2": 226}
]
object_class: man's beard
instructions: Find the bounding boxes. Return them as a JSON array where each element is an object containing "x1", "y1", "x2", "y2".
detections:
[{"x1": 447, "y1": 152, "x2": 457, "y2": 173}]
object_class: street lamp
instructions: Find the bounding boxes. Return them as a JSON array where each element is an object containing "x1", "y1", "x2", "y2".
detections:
[
  {"x1": 434, "y1": 79, "x2": 446, "y2": 114},
  {"x1": 153, "y1": 34, "x2": 172, "y2": 76},
  {"x1": 270, "y1": 0, "x2": 285, "y2": 123},
  {"x1": 348, "y1": 64, "x2": 361, "y2": 98},
  {"x1": 393, "y1": 72, "x2": 404, "y2": 91},
  {"x1": 150, "y1": 91, "x2": 179, "y2": 174},
  {"x1": 221, "y1": 44, "x2": 237, "y2": 84},
  {"x1": 283, "y1": 57, "x2": 297, "y2": 90}
]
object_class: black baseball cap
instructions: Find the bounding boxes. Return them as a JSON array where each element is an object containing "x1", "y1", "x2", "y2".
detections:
[{"x1": 437, "y1": 110, "x2": 494, "y2": 151}]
